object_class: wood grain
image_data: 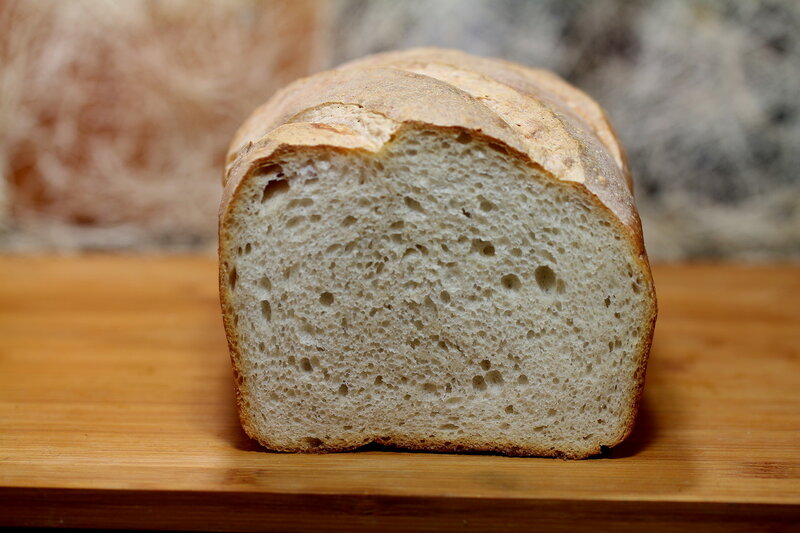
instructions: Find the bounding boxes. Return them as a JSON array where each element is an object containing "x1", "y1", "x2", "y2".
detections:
[{"x1": 0, "y1": 256, "x2": 798, "y2": 531}]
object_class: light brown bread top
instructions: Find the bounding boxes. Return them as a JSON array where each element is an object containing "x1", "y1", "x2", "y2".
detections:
[{"x1": 223, "y1": 48, "x2": 643, "y2": 251}]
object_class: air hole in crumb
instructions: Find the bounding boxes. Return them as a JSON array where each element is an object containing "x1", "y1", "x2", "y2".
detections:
[
  {"x1": 632, "y1": 282, "x2": 641, "y2": 293},
  {"x1": 302, "y1": 437, "x2": 323, "y2": 448},
  {"x1": 456, "y1": 132, "x2": 472, "y2": 144},
  {"x1": 556, "y1": 280, "x2": 566, "y2": 294},
  {"x1": 258, "y1": 342, "x2": 265, "y2": 351},
  {"x1": 480, "y1": 359, "x2": 491, "y2": 371},
  {"x1": 518, "y1": 374, "x2": 529, "y2": 384},
  {"x1": 338, "y1": 384, "x2": 349, "y2": 397},
  {"x1": 228, "y1": 267, "x2": 238, "y2": 290},
  {"x1": 534, "y1": 266, "x2": 556, "y2": 292},
  {"x1": 259, "y1": 163, "x2": 283, "y2": 176},
  {"x1": 511, "y1": 247, "x2": 522, "y2": 257},
  {"x1": 472, "y1": 375, "x2": 487, "y2": 391},
  {"x1": 260, "y1": 300, "x2": 272, "y2": 321},
  {"x1": 260, "y1": 275, "x2": 272, "y2": 291},
  {"x1": 505, "y1": 405, "x2": 514, "y2": 414},
  {"x1": 478, "y1": 197, "x2": 495, "y2": 211},
  {"x1": 500, "y1": 422, "x2": 510, "y2": 430},
  {"x1": 501, "y1": 274, "x2": 521, "y2": 290},
  {"x1": 440, "y1": 290, "x2": 451, "y2": 303},
  {"x1": 288, "y1": 198, "x2": 313, "y2": 208},
  {"x1": 547, "y1": 408, "x2": 556, "y2": 417},
  {"x1": 374, "y1": 375, "x2": 383, "y2": 385},
  {"x1": 299, "y1": 357, "x2": 312, "y2": 372},
  {"x1": 404, "y1": 196, "x2": 425, "y2": 213},
  {"x1": 319, "y1": 292, "x2": 334, "y2": 305},
  {"x1": 440, "y1": 423, "x2": 458, "y2": 430},
  {"x1": 261, "y1": 178, "x2": 289, "y2": 203},
  {"x1": 342, "y1": 215, "x2": 357, "y2": 227},
  {"x1": 423, "y1": 383, "x2": 437, "y2": 393},
  {"x1": 343, "y1": 425, "x2": 353, "y2": 431},
  {"x1": 424, "y1": 295, "x2": 437, "y2": 311},
  {"x1": 604, "y1": 296, "x2": 611, "y2": 307},
  {"x1": 390, "y1": 220, "x2": 404, "y2": 229},
  {"x1": 471, "y1": 238, "x2": 495, "y2": 256},
  {"x1": 286, "y1": 216, "x2": 304, "y2": 228},
  {"x1": 486, "y1": 370, "x2": 504, "y2": 386}
]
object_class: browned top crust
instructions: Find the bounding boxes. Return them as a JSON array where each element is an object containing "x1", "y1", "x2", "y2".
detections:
[{"x1": 224, "y1": 48, "x2": 643, "y2": 251}]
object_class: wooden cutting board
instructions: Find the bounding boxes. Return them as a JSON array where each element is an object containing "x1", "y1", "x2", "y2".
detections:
[{"x1": 1, "y1": 256, "x2": 798, "y2": 531}]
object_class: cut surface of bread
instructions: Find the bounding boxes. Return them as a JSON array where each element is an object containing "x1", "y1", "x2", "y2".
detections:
[{"x1": 220, "y1": 48, "x2": 657, "y2": 458}]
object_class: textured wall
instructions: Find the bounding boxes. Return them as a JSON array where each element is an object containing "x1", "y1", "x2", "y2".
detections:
[
  {"x1": 328, "y1": 0, "x2": 800, "y2": 260},
  {"x1": 0, "y1": 0, "x2": 324, "y2": 250},
  {"x1": 1, "y1": 0, "x2": 797, "y2": 259}
]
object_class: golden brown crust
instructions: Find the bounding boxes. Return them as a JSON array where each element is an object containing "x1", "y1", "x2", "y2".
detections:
[
  {"x1": 224, "y1": 48, "x2": 643, "y2": 244},
  {"x1": 220, "y1": 48, "x2": 657, "y2": 459},
  {"x1": 342, "y1": 48, "x2": 633, "y2": 189},
  {"x1": 242, "y1": 432, "x2": 600, "y2": 460}
]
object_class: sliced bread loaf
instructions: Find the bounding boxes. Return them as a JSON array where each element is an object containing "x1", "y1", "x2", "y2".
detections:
[{"x1": 219, "y1": 48, "x2": 657, "y2": 458}]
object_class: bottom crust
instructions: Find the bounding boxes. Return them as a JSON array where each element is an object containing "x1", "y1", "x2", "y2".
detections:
[{"x1": 237, "y1": 411, "x2": 633, "y2": 459}]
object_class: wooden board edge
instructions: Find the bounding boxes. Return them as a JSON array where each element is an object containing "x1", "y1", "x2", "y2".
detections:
[{"x1": 2, "y1": 487, "x2": 799, "y2": 532}]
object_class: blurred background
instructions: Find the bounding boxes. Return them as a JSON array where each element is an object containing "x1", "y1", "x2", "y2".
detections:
[{"x1": 0, "y1": 0, "x2": 797, "y2": 260}]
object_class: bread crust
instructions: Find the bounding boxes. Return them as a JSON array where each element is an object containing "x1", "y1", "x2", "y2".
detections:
[{"x1": 219, "y1": 48, "x2": 657, "y2": 458}]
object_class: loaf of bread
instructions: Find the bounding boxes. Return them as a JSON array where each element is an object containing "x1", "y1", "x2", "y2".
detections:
[{"x1": 219, "y1": 48, "x2": 657, "y2": 458}]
